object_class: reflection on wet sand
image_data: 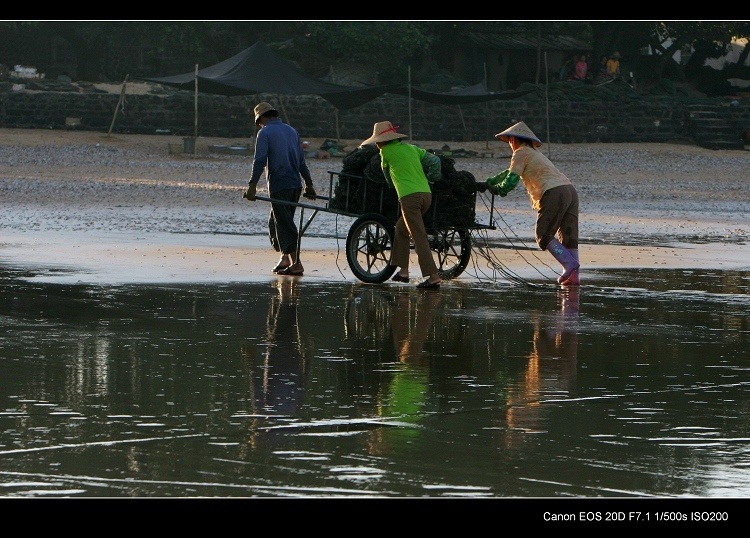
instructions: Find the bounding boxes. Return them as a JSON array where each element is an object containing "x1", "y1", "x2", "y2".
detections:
[
  {"x1": 504, "y1": 287, "x2": 579, "y2": 440},
  {"x1": 376, "y1": 292, "x2": 443, "y2": 450},
  {"x1": 391, "y1": 292, "x2": 443, "y2": 365},
  {"x1": 1, "y1": 268, "x2": 750, "y2": 498},
  {"x1": 241, "y1": 279, "x2": 307, "y2": 448}
]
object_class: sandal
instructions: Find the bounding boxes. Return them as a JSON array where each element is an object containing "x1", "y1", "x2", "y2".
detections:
[
  {"x1": 391, "y1": 274, "x2": 409, "y2": 282},
  {"x1": 276, "y1": 264, "x2": 304, "y2": 276},
  {"x1": 272, "y1": 257, "x2": 291, "y2": 273},
  {"x1": 416, "y1": 279, "x2": 440, "y2": 289}
]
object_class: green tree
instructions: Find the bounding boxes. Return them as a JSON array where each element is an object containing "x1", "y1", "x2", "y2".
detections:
[
  {"x1": 2, "y1": 20, "x2": 748, "y2": 92},
  {"x1": 301, "y1": 21, "x2": 437, "y2": 84},
  {"x1": 589, "y1": 21, "x2": 750, "y2": 86}
]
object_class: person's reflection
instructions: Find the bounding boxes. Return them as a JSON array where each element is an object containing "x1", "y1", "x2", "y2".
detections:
[
  {"x1": 503, "y1": 286, "x2": 579, "y2": 441},
  {"x1": 377, "y1": 291, "x2": 442, "y2": 450},
  {"x1": 391, "y1": 291, "x2": 442, "y2": 365},
  {"x1": 241, "y1": 279, "x2": 306, "y2": 447}
]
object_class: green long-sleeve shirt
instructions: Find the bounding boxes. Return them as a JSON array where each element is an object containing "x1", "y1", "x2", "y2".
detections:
[{"x1": 379, "y1": 140, "x2": 431, "y2": 200}]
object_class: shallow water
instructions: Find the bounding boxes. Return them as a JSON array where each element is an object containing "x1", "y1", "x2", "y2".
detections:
[{"x1": 1, "y1": 266, "x2": 749, "y2": 501}]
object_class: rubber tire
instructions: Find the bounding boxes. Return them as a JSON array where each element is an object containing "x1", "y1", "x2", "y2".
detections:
[
  {"x1": 430, "y1": 228, "x2": 471, "y2": 280},
  {"x1": 346, "y1": 213, "x2": 397, "y2": 284}
]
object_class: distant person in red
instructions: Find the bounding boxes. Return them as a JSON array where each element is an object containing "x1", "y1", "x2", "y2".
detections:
[{"x1": 574, "y1": 54, "x2": 588, "y2": 81}]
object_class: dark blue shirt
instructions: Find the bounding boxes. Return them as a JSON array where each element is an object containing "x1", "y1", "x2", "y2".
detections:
[{"x1": 249, "y1": 118, "x2": 312, "y2": 194}]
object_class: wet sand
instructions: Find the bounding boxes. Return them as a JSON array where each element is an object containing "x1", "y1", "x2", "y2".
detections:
[{"x1": 1, "y1": 128, "x2": 749, "y2": 285}]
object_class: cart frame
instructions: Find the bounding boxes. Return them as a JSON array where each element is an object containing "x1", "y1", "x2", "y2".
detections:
[{"x1": 254, "y1": 170, "x2": 498, "y2": 283}]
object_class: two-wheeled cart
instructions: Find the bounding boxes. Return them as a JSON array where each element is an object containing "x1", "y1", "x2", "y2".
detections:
[{"x1": 255, "y1": 170, "x2": 498, "y2": 284}]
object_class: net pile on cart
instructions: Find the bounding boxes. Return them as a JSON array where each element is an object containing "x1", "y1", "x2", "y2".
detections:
[
  {"x1": 329, "y1": 145, "x2": 399, "y2": 217},
  {"x1": 329, "y1": 145, "x2": 478, "y2": 229}
]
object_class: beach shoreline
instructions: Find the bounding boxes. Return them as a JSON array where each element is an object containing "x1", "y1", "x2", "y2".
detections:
[{"x1": 1, "y1": 128, "x2": 748, "y2": 285}]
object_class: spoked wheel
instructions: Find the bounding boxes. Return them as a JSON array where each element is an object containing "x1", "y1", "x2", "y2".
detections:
[
  {"x1": 346, "y1": 213, "x2": 396, "y2": 284},
  {"x1": 429, "y1": 228, "x2": 471, "y2": 280}
]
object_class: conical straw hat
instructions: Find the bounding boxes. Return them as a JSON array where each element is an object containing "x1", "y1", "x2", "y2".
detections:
[{"x1": 495, "y1": 121, "x2": 542, "y2": 147}]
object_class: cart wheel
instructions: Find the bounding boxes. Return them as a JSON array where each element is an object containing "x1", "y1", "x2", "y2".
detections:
[
  {"x1": 346, "y1": 213, "x2": 396, "y2": 284},
  {"x1": 430, "y1": 228, "x2": 471, "y2": 280}
]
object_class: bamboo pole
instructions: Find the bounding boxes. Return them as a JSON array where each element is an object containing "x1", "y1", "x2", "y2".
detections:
[
  {"x1": 193, "y1": 64, "x2": 198, "y2": 147},
  {"x1": 484, "y1": 62, "x2": 489, "y2": 149},
  {"x1": 330, "y1": 66, "x2": 340, "y2": 142},
  {"x1": 457, "y1": 105, "x2": 467, "y2": 140},
  {"x1": 106, "y1": 74, "x2": 129, "y2": 136},
  {"x1": 277, "y1": 95, "x2": 289, "y2": 123},
  {"x1": 408, "y1": 66, "x2": 412, "y2": 142},
  {"x1": 544, "y1": 52, "x2": 551, "y2": 159}
]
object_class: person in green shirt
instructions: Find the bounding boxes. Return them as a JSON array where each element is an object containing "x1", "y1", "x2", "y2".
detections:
[{"x1": 361, "y1": 121, "x2": 441, "y2": 289}]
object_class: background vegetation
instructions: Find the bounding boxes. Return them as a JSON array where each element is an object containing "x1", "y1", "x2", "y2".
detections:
[{"x1": 0, "y1": 21, "x2": 748, "y2": 96}]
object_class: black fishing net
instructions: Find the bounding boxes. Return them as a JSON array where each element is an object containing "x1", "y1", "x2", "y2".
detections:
[{"x1": 330, "y1": 144, "x2": 477, "y2": 230}]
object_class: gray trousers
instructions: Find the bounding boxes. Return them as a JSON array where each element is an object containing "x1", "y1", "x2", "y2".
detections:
[
  {"x1": 390, "y1": 191, "x2": 438, "y2": 277},
  {"x1": 536, "y1": 184, "x2": 579, "y2": 251},
  {"x1": 268, "y1": 187, "x2": 302, "y2": 255}
]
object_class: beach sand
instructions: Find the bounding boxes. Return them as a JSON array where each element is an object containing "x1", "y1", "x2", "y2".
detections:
[{"x1": 1, "y1": 128, "x2": 749, "y2": 285}]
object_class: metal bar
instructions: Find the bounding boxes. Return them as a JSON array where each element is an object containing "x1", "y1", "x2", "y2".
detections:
[
  {"x1": 299, "y1": 209, "x2": 320, "y2": 236},
  {"x1": 327, "y1": 171, "x2": 335, "y2": 211},
  {"x1": 253, "y1": 171, "x2": 500, "y2": 249},
  {"x1": 296, "y1": 206, "x2": 304, "y2": 261},
  {"x1": 254, "y1": 195, "x2": 359, "y2": 219},
  {"x1": 489, "y1": 193, "x2": 497, "y2": 228}
]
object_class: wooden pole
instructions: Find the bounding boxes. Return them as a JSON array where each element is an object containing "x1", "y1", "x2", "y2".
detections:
[
  {"x1": 193, "y1": 63, "x2": 198, "y2": 155},
  {"x1": 408, "y1": 65, "x2": 412, "y2": 141},
  {"x1": 193, "y1": 64, "x2": 198, "y2": 157},
  {"x1": 535, "y1": 23, "x2": 542, "y2": 85},
  {"x1": 484, "y1": 62, "x2": 490, "y2": 149},
  {"x1": 330, "y1": 66, "x2": 340, "y2": 142},
  {"x1": 107, "y1": 74, "x2": 129, "y2": 136},
  {"x1": 277, "y1": 95, "x2": 289, "y2": 123},
  {"x1": 544, "y1": 51, "x2": 551, "y2": 159},
  {"x1": 457, "y1": 105, "x2": 467, "y2": 140}
]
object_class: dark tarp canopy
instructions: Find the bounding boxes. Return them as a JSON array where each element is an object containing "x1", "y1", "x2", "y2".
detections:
[
  {"x1": 141, "y1": 41, "x2": 395, "y2": 110},
  {"x1": 141, "y1": 41, "x2": 535, "y2": 109}
]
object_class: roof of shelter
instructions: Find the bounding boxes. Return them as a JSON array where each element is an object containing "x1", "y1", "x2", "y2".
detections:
[
  {"x1": 462, "y1": 31, "x2": 590, "y2": 51},
  {"x1": 141, "y1": 41, "x2": 395, "y2": 109},
  {"x1": 141, "y1": 41, "x2": 536, "y2": 110}
]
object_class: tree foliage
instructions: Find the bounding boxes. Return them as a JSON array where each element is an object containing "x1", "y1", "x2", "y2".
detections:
[
  {"x1": 301, "y1": 21, "x2": 437, "y2": 83},
  {"x1": 0, "y1": 21, "x2": 747, "y2": 93}
]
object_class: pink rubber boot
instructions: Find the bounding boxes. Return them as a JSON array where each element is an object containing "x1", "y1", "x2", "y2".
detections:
[
  {"x1": 546, "y1": 238, "x2": 580, "y2": 284},
  {"x1": 561, "y1": 249, "x2": 580, "y2": 286}
]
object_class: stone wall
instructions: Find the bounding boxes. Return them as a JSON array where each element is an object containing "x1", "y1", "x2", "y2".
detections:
[{"x1": 1, "y1": 88, "x2": 749, "y2": 145}]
